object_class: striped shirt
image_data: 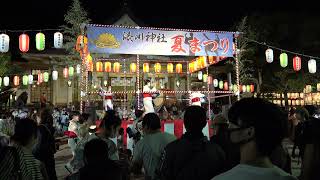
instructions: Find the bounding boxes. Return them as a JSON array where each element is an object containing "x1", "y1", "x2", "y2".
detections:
[{"x1": 0, "y1": 145, "x2": 45, "y2": 180}]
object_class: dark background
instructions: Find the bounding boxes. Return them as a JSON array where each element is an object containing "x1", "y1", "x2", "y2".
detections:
[{"x1": 0, "y1": 0, "x2": 318, "y2": 30}]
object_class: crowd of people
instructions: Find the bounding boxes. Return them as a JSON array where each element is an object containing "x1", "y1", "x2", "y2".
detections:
[{"x1": 1, "y1": 97, "x2": 320, "y2": 180}]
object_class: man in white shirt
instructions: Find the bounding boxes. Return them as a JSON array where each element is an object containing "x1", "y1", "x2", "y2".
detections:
[{"x1": 212, "y1": 98, "x2": 297, "y2": 180}]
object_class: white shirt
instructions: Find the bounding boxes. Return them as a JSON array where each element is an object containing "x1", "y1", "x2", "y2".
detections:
[{"x1": 212, "y1": 164, "x2": 297, "y2": 180}]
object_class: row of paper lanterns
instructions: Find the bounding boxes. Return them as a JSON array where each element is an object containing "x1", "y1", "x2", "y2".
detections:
[
  {"x1": 0, "y1": 32, "x2": 63, "y2": 53},
  {"x1": 272, "y1": 99, "x2": 306, "y2": 106},
  {"x1": 0, "y1": 66, "x2": 82, "y2": 86},
  {"x1": 188, "y1": 56, "x2": 226, "y2": 73},
  {"x1": 265, "y1": 48, "x2": 317, "y2": 73},
  {"x1": 88, "y1": 61, "x2": 185, "y2": 74}
]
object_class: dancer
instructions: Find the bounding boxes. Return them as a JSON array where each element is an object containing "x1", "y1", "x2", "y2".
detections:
[
  {"x1": 143, "y1": 79, "x2": 157, "y2": 114},
  {"x1": 99, "y1": 86, "x2": 113, "y2": 111},
  {"x1": 190, "y1": 90, "x2": 206, "y2": 106}
]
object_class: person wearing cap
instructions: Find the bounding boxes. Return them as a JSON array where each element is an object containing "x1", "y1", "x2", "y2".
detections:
[
  {"x1": 157, "y1": 106, "x2": 226, "y2": 180},
  {"x1": 210, "y1": 114, "x2": 240, "y2": 171},
  {"x1": 212, "y1": 98, "x2": 297, "y2": 180},
  {"x1": 131, "y1": 113, "x2": 176, "y2": 180}
]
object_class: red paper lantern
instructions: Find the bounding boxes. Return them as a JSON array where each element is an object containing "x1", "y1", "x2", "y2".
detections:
[
  {"x1": 63, "y1": 67, "x2": 68, "y2": 78},
  {"x1": 38, "y1": 73, "x2": 43, "y2": 83},
  {"x1": 105, "y1": 62, "x2": 112, "y2": 72},
  {"x1": 13, "y1": 76, "x2": 19, "y2": 86},
  {"x1": 224, "y1": 82, "x2": 229, "y2": 91},
  {"x1": 293, "y1": 56, "x2": 301, "y2": 71},
  {"x1": 19, "y1": 34, "x2": 30, "y2": 53},
  {"x1": 250, "y1": 84, "x2": 255, "y2": 93},
  {"x1": 96, "y1": 62, "x2": 103, "y2": 72},
  {"x1": 76, "y1": 35, "x2": 88, "y2": 52}
]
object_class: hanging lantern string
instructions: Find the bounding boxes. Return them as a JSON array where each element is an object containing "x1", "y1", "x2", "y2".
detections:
[
  {"x1": 244, "y1": 37, "x2": 320, "y2": 60},
  {"x1": 0, "y1": 28, "x2": 62, "y2": 33}
]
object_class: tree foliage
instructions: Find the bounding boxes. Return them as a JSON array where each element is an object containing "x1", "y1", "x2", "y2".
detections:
[{"x1": 61, "y1": 0, "x2": 90, "y2": 61}]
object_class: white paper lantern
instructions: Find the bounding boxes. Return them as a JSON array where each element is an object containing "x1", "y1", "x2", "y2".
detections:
[
  {"x1": 242, "y1": 85, "x2": 247, "y2": 92},
  {"x1": 0, "y1": 33, "x2": 9, "y2": 53},
  {"x1": 265, "y1": 48, "x2": 274, "y2": 63},
  {"x1": 28, "y1": 74, "x2": 33, "y2": 85},
  {"x1": 213, "y1": 79, "x2": 218, "y2": 87},
  {"x1": 198, "y1": 71, "x2": 203, "y2": 80},
  {"x1": 53, "y1": 32, "x2": 63, "y2": 48},
  {"x1": 4, "y1": 76, "x2": 9, "y2": 86},
  {"x1": 52, "y1": 70, "x2": 58, "y2": 81},
  {"x1": 308, "y1": 59, "x2": 316, "y2": 74},
  {"x1": 76, "y1": 64, "x2": 81, "y2": 74}
]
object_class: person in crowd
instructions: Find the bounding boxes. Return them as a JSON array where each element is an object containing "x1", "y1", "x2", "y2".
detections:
[
  {"x1": 288, "y1": 107, "x2": 296, "y2": 141},
  {"x1": 212, "y1": 98, "x2": 296, "y2": 180},
  {"x1": 78, "y1": 113, "x2": 90, "y2": 125},
  {"x1": 157, "y1": 106, "x2": 226, "y2": 180},
  {"x1": 210, "y1": 114, "x2": 240, "y2": 171},
  {"x1": 292, "y1": 107, "x2": 309, "y2": 160},
  {"x1": 40, "y1": 93, "x2": 47, "y2": 108},
  {"x1": 270, "y1": 140, "x2": 292, "y2": 174},
  {"x1": 15, "y1": 91, "x2": 28, "y2": 109},
  {"x1": 67, "y1": 138, "x2": 122, "y2": 180},
  {"x1": 117, "y1": 127, "x2": 125, "y2": 151},
  {"x1": 0, "y1": 119, "x2": 48, "y2": 180},
  {"x1": 70, "y1": 110, "x2": 122, "y2": 172},
  {"x1": 300, "y1": 115, "x2": 320, "y2": 180},
  {"x1": 131, "y1": 113, "x2": 176, "y2": 180},
  {"x1": 33, "y1": 108, "x2": 57, "y2": 180},
  {"x1": 67, "y1": 111, "x2": 81, "y2": 156}
]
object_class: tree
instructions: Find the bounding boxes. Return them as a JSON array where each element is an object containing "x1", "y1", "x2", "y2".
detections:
[{"x1": 61, "y1": 0, "x2": 90, "y2": 61}]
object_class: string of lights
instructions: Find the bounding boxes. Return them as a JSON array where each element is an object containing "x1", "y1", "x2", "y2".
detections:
[
  {"x1": 244, "y1": 37, "x2": 320, "y2": 60},
  {"x1": 0, "y1": 28, "x2": 62, "y2": 33}
]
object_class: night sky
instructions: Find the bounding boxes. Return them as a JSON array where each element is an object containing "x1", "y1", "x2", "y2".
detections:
[{"x1": 1, "y1": 0, "x2": 319, "y2": 30}]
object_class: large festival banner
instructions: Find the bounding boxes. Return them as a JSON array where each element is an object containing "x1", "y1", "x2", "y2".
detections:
[{"x1": 86, "y1": 25, "x2": 234, "y2": 57}]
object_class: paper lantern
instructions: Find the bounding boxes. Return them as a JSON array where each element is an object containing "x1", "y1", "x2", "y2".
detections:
[
  {"x1": 198, "y1": 71, "x2": 203, "y2": 80},
  {"x1": 167, "y1": 63, "x2": 173, "y2": 73},
  {"x1": 68, "y1": 67, "x2": 74, "y2": 77},
  {"x1": 280, "y1": 53, "x2": 288, "y2": 68},
  {"x1": 203, "y1": 74, "x2": 208, "y2": 82},
  {"x1": 0, "y1": 77, "x2": 2, "y2": 87},
  {"x1": 176, "y1": 63, "x2": 182, "y2": 73},
  {"x1": 0, "y1": 33, "x2": 9, "y2": 53},
  {"x1": 293, "y1": 56, "x2": 301, "y2": 71},
  {"x1": 208, "y1": 56, "x2": 220, "y2": 65},
  {"x1": 188, "y1": 62, "x2": 194, "y2": 73},
  {"x1": 23, "y1": 75, "x2": 28, "y2": 85},
  {"x1": 219, "y1": 81, "x2": 223, "y2": 89},
  {"x1": 105, "y1": 62, "x2": 112, "y2": 72},
  {"x1": 35, "y1": 32, "x2": 45, "y2": 51},
  {"x1": 213, "y1": 79, "x2": 218, "y2": 87},
  {"x1": 53, "y1": 32, "x2": 63, "y2": 48},
  {"x1": 4, "y1": 76, "x2": 9, "y2": 86},
  {"x1": 233, "y1": 85, "x2": 238, "y2": 92},
  {"x1": 250, "y1": 84, "x2": 255, "y2": 93},
  {"x1": 130, "y1": 63, "x2": 137, "y2": 73},
  {"x1": 242, "y1": 85, "x2": 247, "y2": 92},
  {"x1": 76, "y1": 35, "x2": 88, "y2": 52},
  {"x1": 113, "y1": 62, "x2": 120, "y2": 73},
  {"x1": 300, "y1": 93, "x2": 304, "y2": 98},
  {"x1": 143, "y1": 63, "x2": 150, "y2": 73},
  {"x1": 43, "y1": 72, "x2": 49, "y2": 82},
  {"x1": 52, "y1": 70, "x2": 58, "y2": 80},
  {"x1": 265, "y1": 48, "x2": 274, "y2": 63},
  {"x1": 96, "y1": 62, "x2": 103, "y2": 72},
  {"x1": 13, "y1": 76, "x2": 19, "y2": 86},
  {"x1": 207, "y1": 76, "x2": 213, "y2": 85},
  {"x1": 63, "y1": 67, "x2": 68, "y2": 78},
  {"x1": 28, "y1": 74, "x2": 33, "y2": 84},
  {"x1": 223, "y1": 82, "x2": 228, "y2": 91},
  {"x1": 76, "y1": 64, "x2": 81, "y2": 74},
  {"x1": 154, "y1": 63, "x2": 161, "y2": 73},
  {"x1": 19, "y1": 34, "x2": 30, "y2": 53},
  {"x1": 38, "y1": 73, "x2": 43, "y2": 83},
  {"x1": 308, "y1": 59, "x2": 316, "y2": 74},
  {"x1": 229, "y1": 84, "x2": 233, "y2": 91},
  {"x1": 246, "y1": 85, "x2": 250, "y2": 93}
]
